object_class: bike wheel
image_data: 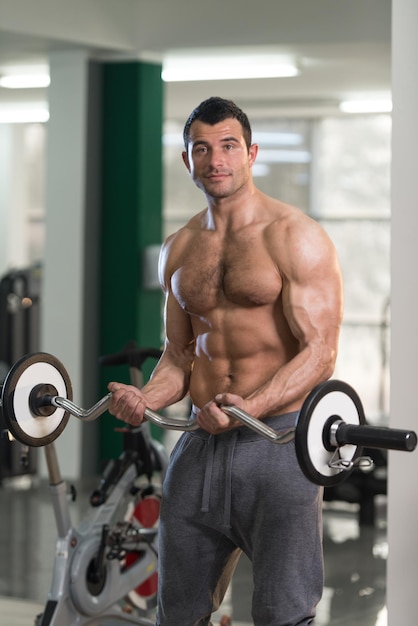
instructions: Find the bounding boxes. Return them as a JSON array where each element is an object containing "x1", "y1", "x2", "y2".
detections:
[{"x1": 124, "y1": 493, "x2": 160, "y2": 612}]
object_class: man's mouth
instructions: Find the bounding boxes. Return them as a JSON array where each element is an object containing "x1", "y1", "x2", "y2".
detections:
[{"x1": 207, "y1": 171, "x2": 229, "y2": 179}]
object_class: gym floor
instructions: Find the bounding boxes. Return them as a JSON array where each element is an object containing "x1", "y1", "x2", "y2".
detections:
[{"x1": 0, "y1": 475, "x2": 387, "y2": 626}]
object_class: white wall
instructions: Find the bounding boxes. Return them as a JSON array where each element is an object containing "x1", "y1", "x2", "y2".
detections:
[
  {"x1": 0, "y1": 126, "x2": 13, "y2": 275},
  {"x1": 387, "y1": 0, "x2": 418, "y2": 623},
  {"x1": 0, "y1": 126, "x2": 34, "y2": 275}
]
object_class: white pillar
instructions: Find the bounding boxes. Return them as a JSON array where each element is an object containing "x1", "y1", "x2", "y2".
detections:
[
  {"x1": 0, "y1": 126, "x2": 12, "y2": 275},
  {"x1": 0, "y1": 125, "x2": 30, "y2": 275},
  {"x1": 387, "y1": 0, "x2": 418, "y2": 622},
  {"x1": 42, "y1": 50, "x2": 90, "y2": 479}
]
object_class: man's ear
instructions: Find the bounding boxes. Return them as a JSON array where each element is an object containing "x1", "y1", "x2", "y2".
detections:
[
  {"x1": 182, "y1": 150, "x2": 191, "y2": 172},
  {"x1": 249, "y1": 143, "x2": 259, "y2": 167}
]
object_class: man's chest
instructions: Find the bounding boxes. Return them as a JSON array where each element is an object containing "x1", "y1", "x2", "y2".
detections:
[{"x1": 170, "y1": 237, "x2": 282, "y2": 314}]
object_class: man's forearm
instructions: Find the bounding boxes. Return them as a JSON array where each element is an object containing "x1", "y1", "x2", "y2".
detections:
[
  {"x1": 245, "y1": 344, "x2": 336, "y2": 419},
  {"x1": 140, "y1": 358, "x2": 192, "y2": 411}
]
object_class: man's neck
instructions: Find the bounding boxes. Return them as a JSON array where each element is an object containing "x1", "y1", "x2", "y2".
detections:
[{"x1": 204, "y1": 185, "x2": 260, "y2": 231}]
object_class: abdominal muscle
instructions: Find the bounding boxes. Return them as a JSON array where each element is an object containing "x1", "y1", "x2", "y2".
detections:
[{"x1": 188, "y1": 303, "x2": 299, "y2": 412}]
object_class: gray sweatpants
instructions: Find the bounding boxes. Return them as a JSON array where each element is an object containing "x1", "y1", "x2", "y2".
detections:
[{"x1": 156, "y1": 412, "x2": 323, "y2": 626}]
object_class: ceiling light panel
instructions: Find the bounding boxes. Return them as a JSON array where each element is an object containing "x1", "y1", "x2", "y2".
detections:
[
  {"x1": 0, "y1": 102, "x2": 49, "y2": 123},
  {"x1": 339, "y1": 100, "x2": 392, "y2": 113},
  {"x1": 0, "y1": 74, "x2": 50, "y2": 89},
  {"x1": 162, "y1": 52, "x2": 299, "y2": 82}
]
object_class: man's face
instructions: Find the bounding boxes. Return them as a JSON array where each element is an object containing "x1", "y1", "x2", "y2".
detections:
[{"x1": 182, "y1": 118, "x2": 258, "y2": 199}]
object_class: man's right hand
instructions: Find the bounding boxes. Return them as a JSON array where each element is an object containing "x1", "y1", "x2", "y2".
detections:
[
  {"x1": 196, "y1": 395, "x2": 243, "y2": 434},
  {"x1": 107, "y1": 382, "x2": 147, "y2": 426}
]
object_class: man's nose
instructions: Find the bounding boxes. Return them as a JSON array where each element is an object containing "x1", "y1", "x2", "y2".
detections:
[{"x1": 208, "y1": 147, "x2": 224, "y2": 167}]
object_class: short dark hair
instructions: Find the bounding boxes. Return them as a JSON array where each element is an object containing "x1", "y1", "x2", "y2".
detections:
[{"x1": 183, "y1": 97, "x2": 252, "y2": 151}]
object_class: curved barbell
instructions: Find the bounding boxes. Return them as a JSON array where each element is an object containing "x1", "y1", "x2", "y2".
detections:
[{"x1": 0, "y1": 352, "x2": 416, "y2": 487}]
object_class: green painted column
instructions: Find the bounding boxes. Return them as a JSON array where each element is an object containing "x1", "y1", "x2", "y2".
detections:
[{"x1": 99, "y1": 61, "x2": 163, "y2": 461}]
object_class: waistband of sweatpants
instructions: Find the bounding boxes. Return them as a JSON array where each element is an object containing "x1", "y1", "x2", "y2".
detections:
[{"x1": 188, "y1": 410, "x2": 299, "y2": 443}]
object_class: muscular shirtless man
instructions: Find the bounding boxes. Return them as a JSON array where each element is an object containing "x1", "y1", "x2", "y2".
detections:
[{"x1": 108, "y1": 97, "x2": 343, "y2": 626}]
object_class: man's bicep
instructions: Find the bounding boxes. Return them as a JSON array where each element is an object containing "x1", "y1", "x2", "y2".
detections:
[
  {"x1": 283, "y1": 259, "x2": 343, "y2": 350},
  {"x1": 163, "y1": 291, "x2": 195, "y2": 359}
]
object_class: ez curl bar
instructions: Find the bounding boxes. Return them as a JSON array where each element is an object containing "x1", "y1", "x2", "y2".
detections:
[{"x1": 1, "y1": 352, "x2": 416, "y2": 487}]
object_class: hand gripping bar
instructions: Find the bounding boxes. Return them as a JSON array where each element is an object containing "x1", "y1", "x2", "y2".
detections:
[{"x1": 50, "y1": 394, "x2": 296, "y2": 442}]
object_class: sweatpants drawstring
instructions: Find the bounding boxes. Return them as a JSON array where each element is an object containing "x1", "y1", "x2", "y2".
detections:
[
  {"x1": 200, "y1": 431, "x2": 239, "y2": 529},
  {"x1": 223, "y1": 431, "x2": 238, "y2": 528},
  {"x1": 201, "y1": 434, "x2": 215, "y2": 513}
]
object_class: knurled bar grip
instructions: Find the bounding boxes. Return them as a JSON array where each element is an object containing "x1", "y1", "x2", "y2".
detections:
[{"x1": 335, "y1": 422, "x2": 417, "y2": 452}]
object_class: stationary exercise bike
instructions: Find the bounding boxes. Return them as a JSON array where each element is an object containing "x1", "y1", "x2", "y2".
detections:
[
  {"x1": 1, "y1": 346, "x2": 417, "y2": 626},
  {"x1": 1, "y1": 344, "x2": 167, "y2": 626}
]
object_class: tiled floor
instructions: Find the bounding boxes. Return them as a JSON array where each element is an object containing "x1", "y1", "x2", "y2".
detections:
[{"x1": 0, "y1": 473, "x2": 388, "y2": 626}]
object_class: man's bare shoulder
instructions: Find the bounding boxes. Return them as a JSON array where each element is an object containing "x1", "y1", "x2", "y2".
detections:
[
  {"x1": 261, "y1": 196, "x2": 339, "y2": 273},
  {"x1": 163, "y1": 210, "x2": 206, "y2": 250},
  {"x1": 261, "y1": 196, "x2": 320, "y2": 237},
  {"x1": 262, "y1": 193, "x2": 308, "y2": 222},
  {"x1": 159, "y1": 210, "x2": 207, "y2": 281}
]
